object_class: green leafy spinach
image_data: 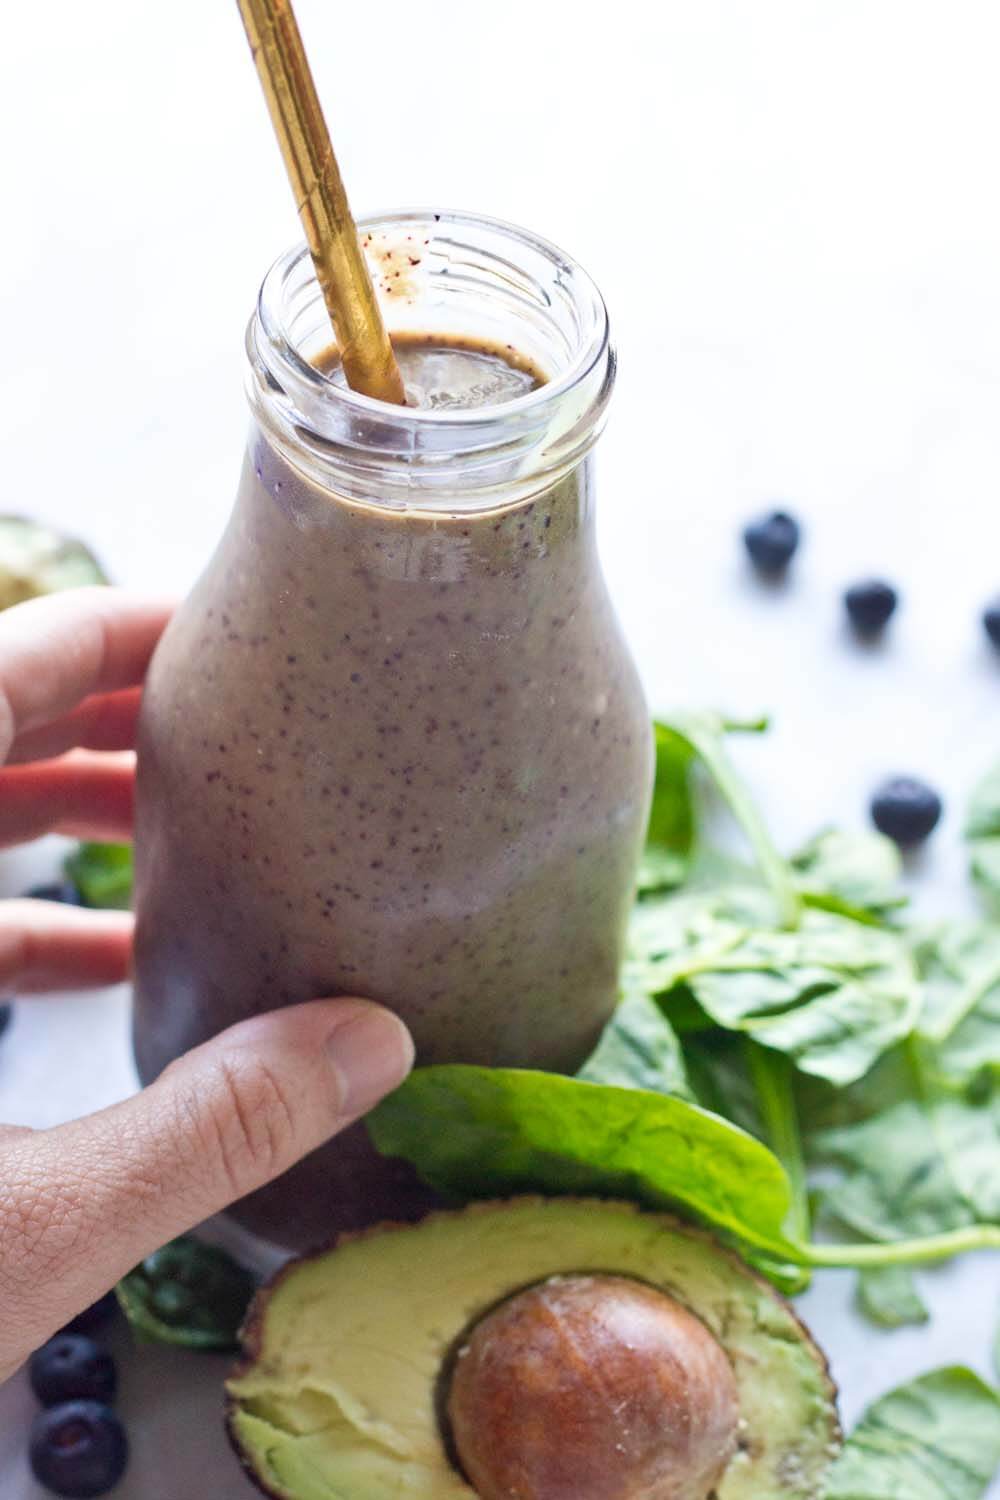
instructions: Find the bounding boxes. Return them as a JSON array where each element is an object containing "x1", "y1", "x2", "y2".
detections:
[
  {"x1": 823, "y1": 1366, "x2": 1000, "y2": 1499},
  {"x1": 966, "y1": 760, "x2": 1000, "y2": 915},
  {"x1": 855, "y1": 1265, "x2": 929, "y2": 1329},
  {"x1": 65, "y1": 842, "x2": 134, "y2": 910},
  {"x1": 629, "y1": 888, "x2": 920, "y2": 1086},
  {"x1": 791, "y1": 826, "x2": 906, "y2": 925},
  {"x1": 369, "y1": 1064, "x2": 803, "y2": 1264},
  {"x1": 577, "y1": 987, "x2": 693, "y2": 1100},
  {"x1": 116, "y1": 1237, "x2": 257, "y2": 1352}
]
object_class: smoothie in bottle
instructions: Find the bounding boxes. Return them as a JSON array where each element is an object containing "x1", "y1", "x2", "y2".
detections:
[{"x1": 132, "y1": 212, "x2": 653, "y2": 1246}]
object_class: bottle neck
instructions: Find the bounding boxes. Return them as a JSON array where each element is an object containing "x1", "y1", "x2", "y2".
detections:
[
  {"x1": 243, "y1": 427, "x2": 598, "y2": 590},
  {"x1": 245, "y1": 210, "x2": 615, "y2": 514}
]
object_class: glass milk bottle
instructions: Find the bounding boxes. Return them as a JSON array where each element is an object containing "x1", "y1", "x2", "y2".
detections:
[{"x1": 132, "y1": 211, "x2": 653, "y2": 1247}]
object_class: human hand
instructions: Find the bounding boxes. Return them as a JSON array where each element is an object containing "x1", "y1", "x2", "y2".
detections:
[{"x1": 0, "y1": 587, "x2": 414, "y2": 1380}]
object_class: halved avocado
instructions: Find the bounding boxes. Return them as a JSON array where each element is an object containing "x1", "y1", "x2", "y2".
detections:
[
  {"x1": 0, "y1": 514, "x2": 107, "y2": 609},
  {"x1": 227, "y1": 1198, "x2": 840, "y2": 1500}
]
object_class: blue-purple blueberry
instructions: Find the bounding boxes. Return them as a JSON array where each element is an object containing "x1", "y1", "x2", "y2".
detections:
[
  {"x1": 24, "y1": 881, "x2": 82, "y2": 905},
  {"x1": 844, "y1": 579, "x2": 898, "y2": 634},
  {"x1": 983, "y1": 598, "x2": 1000, "y2": 650},
  {"x1": 743, "y1": 511, "x2": 801, "y2": 574},
  {"x1": 60, "y1": 1292, "x2": 119, "y2": 1339},
  {"x1": 870, "y1": 777, "x2": 942, "y2": 846},
  {"x1": 29, "y1": 1336, "x2": 117, "y2": 1407},
  {"x1": 28, "y1": 1401, "x2": 128, "y2": 1498}
]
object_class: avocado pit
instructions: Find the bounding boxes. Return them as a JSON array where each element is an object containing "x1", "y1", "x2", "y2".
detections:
[{"x1": 446, "y1": 1272, "x2": 739, "y2": 1500}]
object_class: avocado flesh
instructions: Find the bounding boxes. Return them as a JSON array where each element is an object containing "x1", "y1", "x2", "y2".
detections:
[
  {"x1": 227, "y1": 1198, "x2": 839, "y2": 1500},
  {"x1": 0, "y1": 515, "x2": 106, "y2": 609}
]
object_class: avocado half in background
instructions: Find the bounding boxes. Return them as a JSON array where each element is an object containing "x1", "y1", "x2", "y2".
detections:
[
  {"x1": 0, "y1": 514, "x2": 107, "y2": 609},
  {"x1": 226, "y1": 1198, "x2": 840, "y2": 1500}
]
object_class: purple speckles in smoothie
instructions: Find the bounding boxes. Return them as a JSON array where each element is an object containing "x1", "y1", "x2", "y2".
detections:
[{"x1": 132, "y1": 337, "x2": 652, "y2": 1248}]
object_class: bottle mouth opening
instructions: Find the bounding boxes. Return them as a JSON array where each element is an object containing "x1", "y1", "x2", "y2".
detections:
[
  {"x1": 247, "y1": 209, "x2": 614, "y2": 509},
  {"x1": 254, "y1": 208, "x2": 609, "y2": 427}
]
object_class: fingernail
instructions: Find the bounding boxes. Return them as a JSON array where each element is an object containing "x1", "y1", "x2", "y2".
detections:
[{"x1": 326, "y1": 1005, "x2": 415, "y2": 1118}]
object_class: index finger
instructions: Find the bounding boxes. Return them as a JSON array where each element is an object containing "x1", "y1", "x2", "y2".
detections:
[
  {"x1": 0, "y1": 899, "x2": 132, "y2": 991},
  {"x1": 0, "y1": 588, "x2": 173, "y2": 762}
]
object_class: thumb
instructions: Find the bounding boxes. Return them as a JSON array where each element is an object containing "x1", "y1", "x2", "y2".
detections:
[{"x1": 1, "y1": 998, "x2": 413, "y2": 1372}]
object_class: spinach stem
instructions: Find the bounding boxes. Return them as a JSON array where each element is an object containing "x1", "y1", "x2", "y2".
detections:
[
  {"x1": 804, "y1": 1224, "x2": 1000, "y2": 1268},
  {"x1": 745, "y1": 1040, "x2": 811, "y2": 1242}
]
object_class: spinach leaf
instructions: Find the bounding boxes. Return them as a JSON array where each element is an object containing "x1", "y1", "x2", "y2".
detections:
[
  {"x1": 578, "y1": 988, "x2": 693, "y2": 1099},
  {"x1": 823, "y1": 1366, "x2": 1000, "y2": 1500},
  {"x1": 638, "y1": 715, "x2": 771, "y2": 896},
  {"x1": 630, "y1": 889, "x2": 920, "y2": 1086},
  {"x1": 810, "y1": 1057, "x2": 1000, "y2": 1242},
  {"x1": 796, "y1": 1042, "x2": 915, "y2": 1136},
  {"x1": 856, "y1": 1265, "x2": 929, "y2": 1328},
  {"x1": 971, "y1": 842, "x2": 1000, "y2": 913},
  {"x1": 682, "y1": 1029, "x2": 766, "y2": 1138},
  {"x1": 680, "y1": 1028, "x2": 813, "y2": 1283},
  {"x1": 638, "y1": 723, "x2": 697, "y2": 896},
  {"x1": 791, "y1": 827, "x2": 906, "y2": 925},
  {"x1": 915, "y1": 922, "x2": 1000, "y2": 1078},
  {"x1": 965, "y1": 761, "x2": 1000, "y2": 842},
  {"x1": 369, "y1": 1064, "x2": 801, "y2": 1264},
  {"x1": 637, "y1": 846, "x2": 690, "y2": 897},
  {"x1": 116, "y1": 1237, "x2": 257, "y2": 1352},
  {"x1": 685, "y1": 916, "x2": 919, "y2": 1086},
  {"x1": 64, "y1": 842, "x2": 134, "y2": 910},
  {"x1": 788, "y1": 848, "x2": 1000, "y2": 1259},
  {"x1": 929, "y1": 1079, "x2": 1000, "y2": 1224},
  {"x1": 745, "y1": 1040, "x2": 810, "y2": 1240},
  {"x1": 660, "y1": 712, "x2": 800, "y2": 926},
  {"x1": 965, "y1": 761, "x2": 1000, "y2": 914},
  {"x1": 801, "y1": 919, "x2": 1000, "y2": 1256},
  {"x1": 371, "y1": 1064, "x2": 999, "y2": 1275},
  {"x1": 679, "y1": 1035, "x2": 812, "y2": 1288},
  {"x1": 578, "y1": 993, "x2": 812, "y2": 1267},
  {"x1": 813, "y1": 1096, "x2": 973, "y2": 1240}
]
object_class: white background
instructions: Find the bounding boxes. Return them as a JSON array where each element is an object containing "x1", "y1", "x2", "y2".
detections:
[{"x1": 1, "y1": 1, "x2": 1000, "y2": 1494}]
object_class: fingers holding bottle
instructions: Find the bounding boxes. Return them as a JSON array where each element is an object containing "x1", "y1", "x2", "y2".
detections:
[{"x1": 0, "y1": 997, "x2": 413, "y2": 1378}]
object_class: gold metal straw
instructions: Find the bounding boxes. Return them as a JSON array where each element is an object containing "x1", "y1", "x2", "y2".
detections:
[{"x1": 236, "y1": 0, "x2": 406, "y2": 404}]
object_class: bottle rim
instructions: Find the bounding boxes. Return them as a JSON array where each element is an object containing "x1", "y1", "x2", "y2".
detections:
[{"x1": 246, "y1": 208, "x2": 615, "y2": 509}]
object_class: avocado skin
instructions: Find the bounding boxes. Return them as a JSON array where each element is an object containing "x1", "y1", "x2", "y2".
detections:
[
  {"x1": 0, "y1": 515, "x2": 107, "y2": 609},
  {"x1": 226, "y1": 1197, "x2": 840, "y2": 1500}
]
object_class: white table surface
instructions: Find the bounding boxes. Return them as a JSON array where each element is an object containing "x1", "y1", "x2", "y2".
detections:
[{"x1": 2, "y1": 1, "x2": 1000, "y2": 1494}]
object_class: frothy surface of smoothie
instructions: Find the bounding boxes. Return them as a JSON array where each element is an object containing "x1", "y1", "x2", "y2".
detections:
[{"x1": 322, "y1": 331, "x2": 545, "y2": 410}]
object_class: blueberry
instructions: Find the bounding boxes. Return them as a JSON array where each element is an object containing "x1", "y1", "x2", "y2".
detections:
[
  {"x1": 29, "y1": 1336, "x2": 117, "y2": 1407},
  {"x1": 983, "y1": 597, "x2": 1000, "y2": 650},
  {"x1": 60, "y1": 1291, "x2": 119, "y2": 1339},
  {"x1": 25, "y1": 881, "x2": 82, "y2": 905},
  {"x1": 843, "y1": 578, "x2": 898, "y2": 635},
  {"x1": 743, "y1": 510, "x2": 801, "y2": 574},
  {"x1": 0, "y1": 1000, "x2": 11, "y2": 1039},
  {"x1": 29, "y1": 1401, "x2": 128, "y2": 1499},
  {"x1": 870, "y1": 776, "x2": 943, "y2": 846}
]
